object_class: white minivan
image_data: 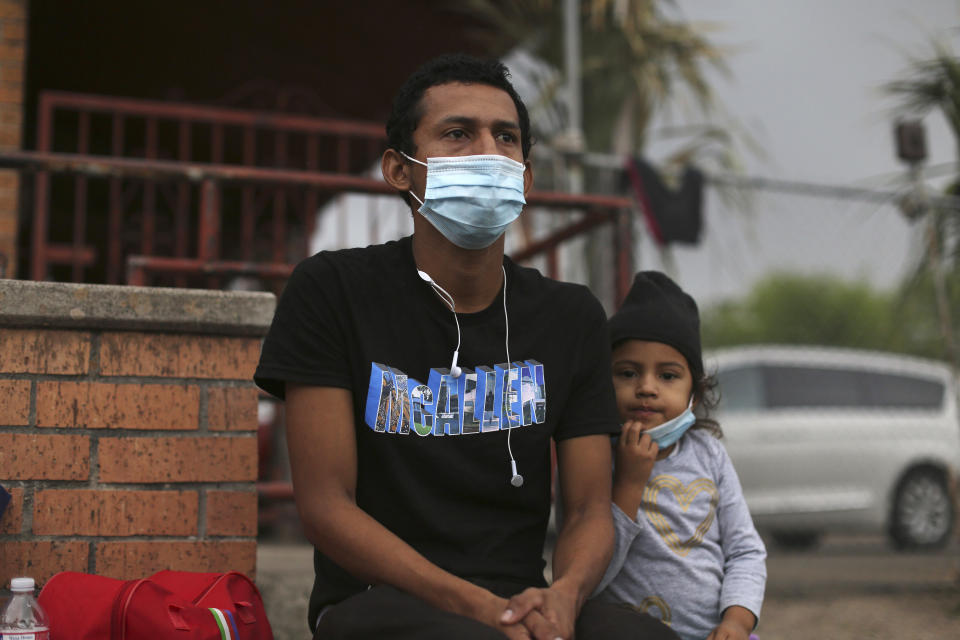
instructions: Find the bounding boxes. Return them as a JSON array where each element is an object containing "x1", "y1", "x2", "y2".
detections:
[{"x1": 707, "y1": 345, "x2": 960, "y2": 550}]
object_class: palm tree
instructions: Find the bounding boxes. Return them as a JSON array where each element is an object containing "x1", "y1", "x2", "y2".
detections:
[{"x1": 886, "y1": 39, "x2": 960, "y2": 368}]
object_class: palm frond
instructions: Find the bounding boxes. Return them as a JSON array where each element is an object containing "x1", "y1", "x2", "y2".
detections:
[{"x1": 885, "y1": 40, "x2": 960, "y2": 141}]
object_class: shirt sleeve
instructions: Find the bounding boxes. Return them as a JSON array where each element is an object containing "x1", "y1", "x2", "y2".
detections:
[
  {"x1": 714, "y1": 440, "x2": 767, "y2": 623},
  {"x1": 254, "y1": 256, "x2": 353, "y2": 399},
  {"x1": 552, "y1": 291, "x2": 620, "y2": 441},
  {"x1": 591, "y1": 502, "x2": 644, "y2": 597}
]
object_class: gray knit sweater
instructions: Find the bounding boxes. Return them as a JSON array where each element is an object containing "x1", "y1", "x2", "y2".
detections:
[{"x1": 593, "y1": 429, "x2": 767, "y2": 640}]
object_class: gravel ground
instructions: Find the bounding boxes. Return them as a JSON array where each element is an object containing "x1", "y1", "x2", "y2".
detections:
[
  {"x1": 758, "y1": 590, "x2": 959, "y2": 640},
  {"x1": 255, "y1": 541, "x2": 960, "y2": 640}
]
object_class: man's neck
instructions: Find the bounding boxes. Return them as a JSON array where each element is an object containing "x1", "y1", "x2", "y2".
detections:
[{"x1": 412, "y1": 219, "x2": 505, "y2": 314}]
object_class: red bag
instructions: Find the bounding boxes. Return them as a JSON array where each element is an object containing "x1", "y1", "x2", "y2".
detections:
[{"x1": 37, "y1": 570, "x2": 274, "y2": 640}]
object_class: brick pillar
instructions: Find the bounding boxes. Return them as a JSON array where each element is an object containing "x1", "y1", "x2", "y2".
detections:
[
  {"x1": 0, "y1": 0, "x2": 25, "y2": 277},
  {"x1": 0, "y1": 280, "x2": 275, "y2": 587}
]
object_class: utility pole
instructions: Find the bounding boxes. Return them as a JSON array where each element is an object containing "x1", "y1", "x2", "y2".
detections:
[
  {"x1": 563, "y1": 0, "x2": 619, "y2": 302},
  {"x1": 562, "y1": 0, "x2": 584, "y2": 194}
]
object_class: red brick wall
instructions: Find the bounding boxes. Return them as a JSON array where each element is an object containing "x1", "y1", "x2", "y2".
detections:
[
  {"x1": 0, "y1": 0, "x2": 25, "y2": 276},
  {"x1": 0, "y1": 282, "x2": 274, "y2": 588}
]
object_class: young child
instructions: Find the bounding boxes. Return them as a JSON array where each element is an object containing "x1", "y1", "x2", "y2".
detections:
[{"x1": 593, "y1": 271, "x2": 766, "y2": 640}]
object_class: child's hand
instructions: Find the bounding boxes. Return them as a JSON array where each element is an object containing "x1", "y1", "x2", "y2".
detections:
[
  {"x1": 707, "y1": 605, "x2": 755, "y2": 640},
  {"x1": 705, "y1": 620, "x2": 750, "y2": 640},
  {"x1": 615, "y1": 420, "x2": 659, "y2": 485},
  {"x1": 612, "y1": 421, "x2": 659, "y2": 520}
]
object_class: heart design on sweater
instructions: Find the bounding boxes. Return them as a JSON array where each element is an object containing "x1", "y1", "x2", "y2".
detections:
[
  {"x1": 642, "y1": 475, "x2": 718, "y2": 557},
  {"x1": 632, "y1": 596, "x2": 672, "y2": 626}
]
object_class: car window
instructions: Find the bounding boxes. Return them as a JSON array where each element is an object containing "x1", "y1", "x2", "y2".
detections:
[
  {"x1": 742, "y1": 364, "x2": 947, "y2": 410},
  {"x1": 717, "y1": 366, "x2": 764, "y2": 411},
  {"x1": 859, "y1": 371, "x2": 944, "y2": 409},
  {"x1": 764, "y1": 365, "x2": 860, "y2": 408}
]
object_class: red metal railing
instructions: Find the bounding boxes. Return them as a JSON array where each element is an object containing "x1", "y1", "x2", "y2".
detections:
[{"x1": 30, "y1": 91, "x2": 387, "y2": 287}]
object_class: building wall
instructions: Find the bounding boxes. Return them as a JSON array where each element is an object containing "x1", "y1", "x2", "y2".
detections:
[
  {"x1": 0, "y1": 280, "x2": 275, "y2": 586},
  {"x1": 0, "y1": 0, "x2": 25, "y2": 277}
]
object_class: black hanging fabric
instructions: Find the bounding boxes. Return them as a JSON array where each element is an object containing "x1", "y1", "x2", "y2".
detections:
[{"x1": 624, "y1": 156, "x2": 704, "y2": 246}]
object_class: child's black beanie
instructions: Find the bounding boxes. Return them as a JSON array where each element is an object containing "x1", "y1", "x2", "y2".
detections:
[{"x1": 608, "y1": 271, "x2": 704, "y2": 380}]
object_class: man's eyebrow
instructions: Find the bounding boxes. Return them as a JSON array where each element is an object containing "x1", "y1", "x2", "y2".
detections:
[
  {"x1": 491, "y1": 118, "x2": 521, "y2": 131},
  {"x1": 436, "y1": 115, "x2": 521, "y2": 130}
]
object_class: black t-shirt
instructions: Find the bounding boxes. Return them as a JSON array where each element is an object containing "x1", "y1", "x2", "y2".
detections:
[{"x1": 255, "y1": 235, "x2": 619, "y2": 626}]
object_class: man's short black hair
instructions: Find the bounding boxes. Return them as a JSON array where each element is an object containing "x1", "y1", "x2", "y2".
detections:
[{"x1": 386, "y1": 53, "x2": 533, "y2": 160}]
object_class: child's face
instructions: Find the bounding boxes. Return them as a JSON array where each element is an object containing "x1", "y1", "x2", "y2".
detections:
[{"x1": 612, "y1": 339, "x2": 693, "y2": 429}]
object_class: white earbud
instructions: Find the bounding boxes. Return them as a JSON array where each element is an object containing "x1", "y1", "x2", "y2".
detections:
[
  {"x1": 510, "y1": 460, "x2": 524, "y2": 487},
  {"x1": 450, "y1": 350, "x2": 462, "y2": 378}
]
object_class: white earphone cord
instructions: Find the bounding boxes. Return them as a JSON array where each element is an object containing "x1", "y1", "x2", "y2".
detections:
[
  {"x1": 503, "y1": 264, "x2": 517, "y2": 463},
  {"x1": 418, "y1": 264, "x2": 521, "y2": 487},
  {"x1": 421, "y1": 274, "x2": 462, "y2": 371}
]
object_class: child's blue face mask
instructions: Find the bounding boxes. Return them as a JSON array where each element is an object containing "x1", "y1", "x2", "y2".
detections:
[
  {"x1": 642, "y1": 397, "x2": 696, "y2": 448},
  {"x1": 401, "y1": 152, "x2": 526, "y2": 250}
]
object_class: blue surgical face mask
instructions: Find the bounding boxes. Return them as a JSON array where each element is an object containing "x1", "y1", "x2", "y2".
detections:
[
  {"x1": 643, "y1": 398, "x2": 696, "y2": 448},
  {"x1": 401, "y1": 152, "x2": 526, "y2": 250}
]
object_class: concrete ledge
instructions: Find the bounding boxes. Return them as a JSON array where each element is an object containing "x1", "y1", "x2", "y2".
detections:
[{"x1": 0, "y1": 279, "x2": 276, "y2": 336}]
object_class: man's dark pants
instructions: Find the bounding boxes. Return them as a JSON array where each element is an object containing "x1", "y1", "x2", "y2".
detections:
[{"x1": 314, "y1": 579, "x2": 680, "y2": 639}]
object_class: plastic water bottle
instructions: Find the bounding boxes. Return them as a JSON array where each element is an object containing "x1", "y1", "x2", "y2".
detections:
[{"x1": 0, "y1": 578, "x2": 49, "y2": 640}]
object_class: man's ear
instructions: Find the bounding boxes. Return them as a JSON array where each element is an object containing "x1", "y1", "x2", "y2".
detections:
[
  {"x1": 382, "y1": 148, "x2": 412, "y2": 192},
  {"x1": 522, "y1": 160, "x2": 534, "y2": 198}
]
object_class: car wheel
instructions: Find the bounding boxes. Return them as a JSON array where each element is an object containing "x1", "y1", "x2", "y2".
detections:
[
  {"x1": 890, "y1": 467, "x2": 954, "y2": 550},
  {"x1": 770, "y1": 531, "x2": 820, "y2": 550}
]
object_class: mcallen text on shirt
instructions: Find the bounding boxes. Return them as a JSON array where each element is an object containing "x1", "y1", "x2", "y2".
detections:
[{"x1": 364, "y1": 361, "x2": 546, "y2": 436}]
